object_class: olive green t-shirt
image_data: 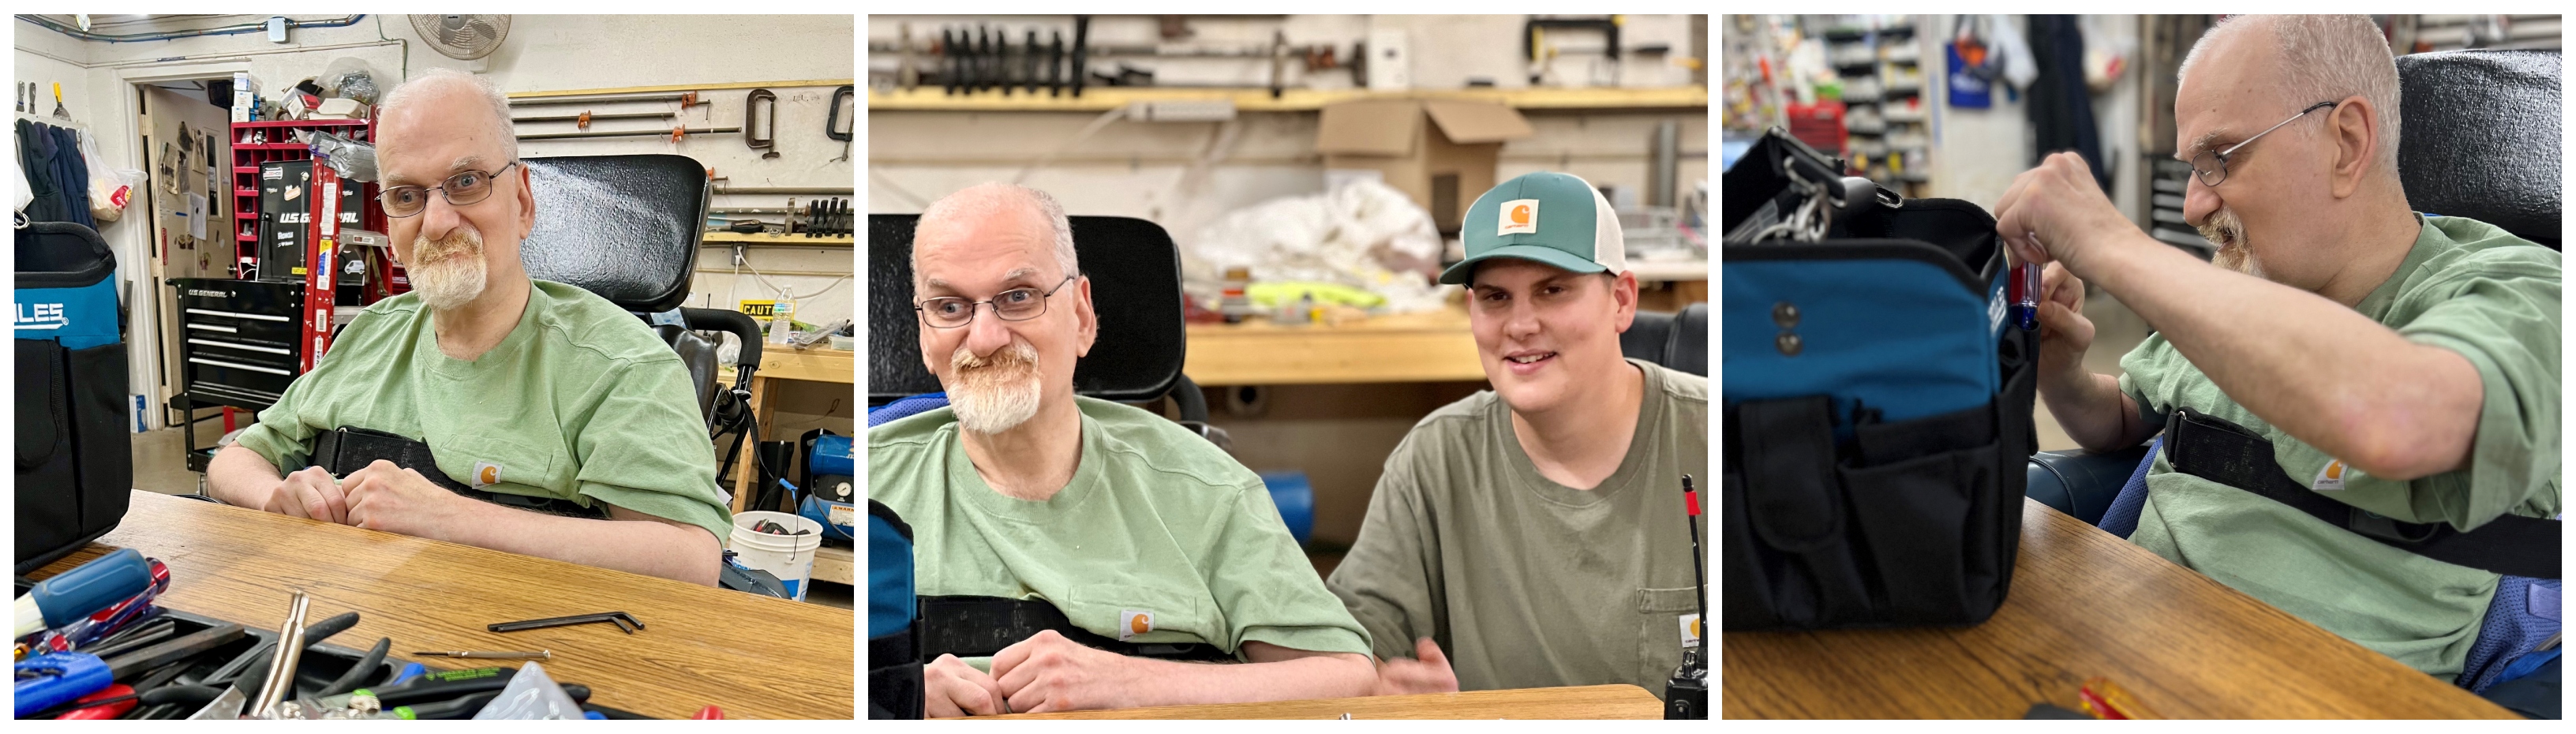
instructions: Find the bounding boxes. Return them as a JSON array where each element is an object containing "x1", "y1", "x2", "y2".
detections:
[
  {"x1": 2118, "y1": 214, "x2": 2560, "y2": 678},
  {"x1": 233, "y1": 279, "x2": 732, "y2": 545},
  {"x1": 1326, "y1": 359, "x2": 1710, "y2": 698},
  {"x1": 869, "y1": 396, "x2": 1372, "y2": 666}
]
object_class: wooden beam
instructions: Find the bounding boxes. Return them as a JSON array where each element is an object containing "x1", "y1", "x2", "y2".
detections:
[
  {"x1": 702, "y1": 233, "x2": 854, "y2": 246},
  {"x1": 510, "y1": 79, "x2": 855, "y2": 99},
  {"x1": 868, "y1": 85, "x2": 1708, "y2": 113}
]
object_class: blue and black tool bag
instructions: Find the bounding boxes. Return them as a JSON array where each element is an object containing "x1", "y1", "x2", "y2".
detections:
[
  {"x1": 867, "y1": 499, "x2": 922, "y2": 719},
  {"x1": 1719, "y1": 129, "x2": 2038, "y2": 629},
  {"x1": 15, "y1": 222, "x2": 133, "y2": 575}
]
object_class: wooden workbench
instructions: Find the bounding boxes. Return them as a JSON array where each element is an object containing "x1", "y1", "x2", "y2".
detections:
[
  {"x1": 721, "y1": 346, "x2": 857, "y2": 587},
  {"x1": 1183, "y1": 307, "x2": 1487, "y2": 386},
  {"x1": 1720, "y1": 498, "x2": 2518, "y2": 719},
  {"x1": 987, "y1": 684, "x2": 1666, "y2": 720},
  {"x1": 32, "y1": 491, "x2": 854, "y2": 720}
]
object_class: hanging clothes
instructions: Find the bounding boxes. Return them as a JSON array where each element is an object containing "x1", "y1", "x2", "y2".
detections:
[
  {"x1": 2024, "y1": 15, "x2": 2110, "y2": 190},
  {"x1": 17, "y1": 119, "x2": 95, "y2": 228},
  {"x1": 50, "y1": 124, "x2": 95, "y2": 229},
  {"x1": 18, "y1": 119, "x2": 64, "y2": 223}
]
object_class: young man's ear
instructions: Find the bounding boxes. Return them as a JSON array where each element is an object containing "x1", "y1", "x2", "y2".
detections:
[{"x1": 1609, "y1": 272, "x2": 1640, "y2": 333}]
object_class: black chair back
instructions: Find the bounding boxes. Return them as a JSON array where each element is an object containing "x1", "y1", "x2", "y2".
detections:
[
  {"x1": 2395, "y1": 50, "x2": 2560, "y2": 249},
  {"x1": 519, "y1": 154, "x2": 710, "y2": 311},
  {"x1": 869, "y1": 214, "x2": 1185, "y2": 404},
  {"x1": 1619, "y1": 301, "x2": 1709, "y2": 376}
]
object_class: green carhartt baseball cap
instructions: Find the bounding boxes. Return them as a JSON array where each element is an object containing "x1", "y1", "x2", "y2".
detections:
[{"x1": 1437, "y1": 170, "x2": 1627, "y2": 285}]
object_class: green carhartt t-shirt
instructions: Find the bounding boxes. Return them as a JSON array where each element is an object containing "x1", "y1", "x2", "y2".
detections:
[
  {"x1": 234, "y1": 279, "x2": 732, "y2": 545},
  {"x1": 2118, "y1": 214, "x2": 2560, "y2": 678},
  {"x1": 870, "y1": 395, "x2": 1372, "y2": 667},
  {"x1": 1326, "y1": 359, "x2": 1710, "y2": 698}
]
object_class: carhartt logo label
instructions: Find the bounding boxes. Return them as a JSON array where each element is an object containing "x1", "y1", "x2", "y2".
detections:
[
  {"x1": 1497, "y1": 198, "x2": 1539, "y2": 235},
  {"x1": 1119, "y1": 609, "x2": 1153, "y2": 641},
  {"x1": 1679, "y1": 613, "x2": 1702, "y2": 648},
  {"x1": 472, "y1": 461, "x2": 502, "y2": 489},
  {"x1": 2313, "y1": 459, "x2": 2357, "y2": 491}
]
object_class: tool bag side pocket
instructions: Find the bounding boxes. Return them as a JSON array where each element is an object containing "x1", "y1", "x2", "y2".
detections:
[{"x1": 1724, "y1": 396, "x2": 1875, "y2": 627}]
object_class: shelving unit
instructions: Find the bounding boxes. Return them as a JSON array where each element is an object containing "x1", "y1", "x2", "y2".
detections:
[
  {"x1": 227, "y1": 118, "x2": 396, "y2": 372},
  {"x1": 227, "y1": 119, "x2": 388, "y2": 287},
  {"x1": 1822, "y1": 18, "x2": 1930, "y2": 196}
]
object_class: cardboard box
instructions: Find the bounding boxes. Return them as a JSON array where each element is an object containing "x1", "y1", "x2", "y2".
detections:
[
  {"x1": 230, "y1": 72, "x2": 260, "y2": 123},
  {"x1": 1316, "y1": 99, "x2": 1534, "y2": 234}
]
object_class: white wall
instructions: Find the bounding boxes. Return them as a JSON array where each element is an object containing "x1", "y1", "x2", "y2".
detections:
[{"x1": 15, "y1": 14, "x2": 854, "y2": 429}]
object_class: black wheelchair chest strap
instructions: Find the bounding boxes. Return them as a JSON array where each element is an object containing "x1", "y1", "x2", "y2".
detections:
[
  {"x1": 2163, "y1": 407, "x2": 2558, "y2": 579},
  {"x1": 309, "y1": 425, "x2": 608, "y2": 520},
  {"x1": 915, "y1": 595, "x2": 1234, "y2": 663}
]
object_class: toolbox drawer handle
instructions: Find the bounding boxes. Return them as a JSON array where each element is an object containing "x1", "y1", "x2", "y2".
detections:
[
  {"x1": 183, "y1": 308, "x2": 291, "y2": 323},
  {"x1": 185, "y1": 339, "x2": 293, "y2": 356},
  {"x1": 186, "y1": 357, "x2": 293, "y2": 376}
]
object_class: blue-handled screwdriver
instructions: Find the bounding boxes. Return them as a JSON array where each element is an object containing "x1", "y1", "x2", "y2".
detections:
[{"x1": 15, "y1": 549, "x2": 154, "y2": 638}]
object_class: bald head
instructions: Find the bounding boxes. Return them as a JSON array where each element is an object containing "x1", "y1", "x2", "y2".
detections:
[
  {"x1": 913, "y1": 182, "x2": 1079, "y2": 290},
  {"x1": 376, "y1": 68, "x2": 518, "y2": 171},
  {"x1": 2180, "y1": 15, "x2": 2402, "y2": 177}
]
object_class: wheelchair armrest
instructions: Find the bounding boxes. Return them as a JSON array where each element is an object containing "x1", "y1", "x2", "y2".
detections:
[
  {"x1": 681, "y1": 307, "x2": 765, "y2": 373},
  {"x1": 2026, "y1": 444, "x2": 2152, "y2": 526}
]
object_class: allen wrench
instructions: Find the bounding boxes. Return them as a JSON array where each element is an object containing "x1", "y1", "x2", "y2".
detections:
[{"x1": 489, "y1": 611, "x2": 645, "y2": 635}]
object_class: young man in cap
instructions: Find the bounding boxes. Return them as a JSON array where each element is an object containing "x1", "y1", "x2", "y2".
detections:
[{"x1": 1327, "y1": 171, "x2": 1710, "y2": 697}]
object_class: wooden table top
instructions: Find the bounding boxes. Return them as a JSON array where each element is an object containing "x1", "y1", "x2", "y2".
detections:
[
  {"x1": 1720, "y1": 497, "x2": 2518, "y2": 719},
  {"x1": 32, "y1": 491, "x2": 854, "y2": 720},
  {"x1": 721, "y1": 346, "x2": 856, "y2": 384},
  {"x1": 982, "y1": 684, "x2": 1665, "y2": 720},
  {"x1": 1183, "y1": 306, "x2": 1487, "y2": 386}
]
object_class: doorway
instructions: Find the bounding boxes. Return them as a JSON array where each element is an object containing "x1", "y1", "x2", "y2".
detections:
[{"x1": 132, "y1": 77, "x2": 233, "y2": 491}]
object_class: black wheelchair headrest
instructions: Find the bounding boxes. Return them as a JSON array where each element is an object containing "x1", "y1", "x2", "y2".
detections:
[
  {"x1": 519, "y1": 155, "x2": 710, "y2": 313},
  {"x1": 869, "y1": 214, "x2": 1185, "y2": 404},
  {"x1": 2395, "y1": 49, "x2": 2560, "y2": 249},
  {"x1": 1619, "y1": 301, "x2": 1709, "y2": 377}
]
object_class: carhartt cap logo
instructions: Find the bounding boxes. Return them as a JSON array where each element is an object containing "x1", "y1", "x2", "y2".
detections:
[
  {"x1": 1118, "y1": 609, "x2": 1154, "y2": 641},
  {"x1": 1497, "y1": 198, "x2": 1539, "y2": 235}
]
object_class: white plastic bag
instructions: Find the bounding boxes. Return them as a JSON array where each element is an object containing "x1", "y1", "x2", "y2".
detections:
[
  {"x1": 1187, "y1": 178, "x2": 1450, "y2": 314},
  {"x1": 469, "y1": 661, "x2": 584, "y2": 720},
  {"x1": 9, "y1": 127, "x2": 31, "y2": 216},
  {"x1": 76, "y1": 129, "x2": 140, "y2": 222}
]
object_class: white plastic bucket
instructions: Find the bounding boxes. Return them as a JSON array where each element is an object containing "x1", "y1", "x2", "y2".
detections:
[{"x1": 728, "y1": 511, "x2": 822, "y2": 601}]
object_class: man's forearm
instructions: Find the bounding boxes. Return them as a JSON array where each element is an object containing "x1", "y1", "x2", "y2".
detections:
[
  {"x1": 1125, "y1": 652, "x2": 1374, "y2": 707},
  {"x1": 2043, "y1": 371, "x2": 2151, "y2": 452},
  {"x1": 436, "y1": 501, "x2": 722, "y2": 586},
  {"x1": 2073, "y1": 233, "x2": 2481, "y2": 478},
  {"x1": 206, "y1": 444, "x2": 283, "y2": 507}
]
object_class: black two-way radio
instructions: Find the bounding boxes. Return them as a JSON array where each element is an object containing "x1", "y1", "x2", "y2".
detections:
[{"x1": 1665, "y1": 474, "x2": 1709, "y2": 719}]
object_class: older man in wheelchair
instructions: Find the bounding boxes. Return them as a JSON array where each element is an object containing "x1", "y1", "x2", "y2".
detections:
[
  {"x1": 2010, "y1": 16, "x2": 2559, "y2": 716},
  {"x1": 202, "y1": 69, "x2": 768, "y2": 588}
]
